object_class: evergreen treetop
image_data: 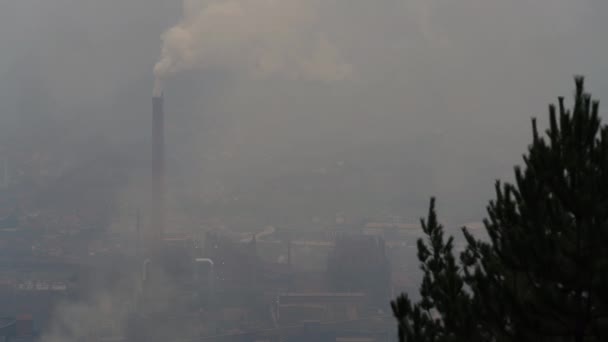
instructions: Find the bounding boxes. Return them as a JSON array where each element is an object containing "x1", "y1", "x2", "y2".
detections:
[{"x1": 393, "y1": 77, "x2": 608, "y2": 342}]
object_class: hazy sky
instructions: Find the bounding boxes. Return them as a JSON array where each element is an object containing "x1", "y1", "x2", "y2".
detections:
[{"x1": 0, "y1": 0, "x2": 606, "y2": 223}]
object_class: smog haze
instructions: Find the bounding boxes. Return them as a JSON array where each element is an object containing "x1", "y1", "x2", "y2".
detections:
[
  {"x1": 1, "y1": 0, "x2": 605, "y2": 224},
  {"x1": 0, "y1": 1, "x2": 607, "y2": 341}
]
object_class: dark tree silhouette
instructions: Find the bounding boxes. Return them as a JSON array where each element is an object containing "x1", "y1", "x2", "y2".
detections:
[{"x1": 393, "y1": 77, "x2": 608, "y2": 342}]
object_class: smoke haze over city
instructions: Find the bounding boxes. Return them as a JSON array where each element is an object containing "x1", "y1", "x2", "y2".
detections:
[
  {"x1": 1, "y1": 0, "x2": 605, "y2": 223},
  {"x1": 0, "y1": 0, "x2": 607, "y2": 341}
]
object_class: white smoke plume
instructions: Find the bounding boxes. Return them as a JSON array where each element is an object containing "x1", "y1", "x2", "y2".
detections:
[
  {"x1": 153, "y1": 0, "x2": 352, "y2": 95},
  {"x1": 40, "y1": 292, "x2": 133, "y2": 342}
]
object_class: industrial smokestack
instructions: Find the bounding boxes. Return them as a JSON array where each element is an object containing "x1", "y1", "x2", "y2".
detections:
[{"x1": 152, "y1": 94, "x2": 165, "y2": 241}]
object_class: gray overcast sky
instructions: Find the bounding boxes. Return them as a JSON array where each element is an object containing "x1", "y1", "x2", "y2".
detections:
[{"x1": 0, "y1": 0, "x2": 606, "y2": 223}]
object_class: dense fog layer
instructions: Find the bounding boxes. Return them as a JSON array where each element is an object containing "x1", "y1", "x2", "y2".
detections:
[{"x1": 1, "y1": 0, "x2": 607, "y2": 224}]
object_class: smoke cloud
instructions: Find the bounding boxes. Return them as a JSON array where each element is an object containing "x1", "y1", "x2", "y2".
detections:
[
  {"x1": 41, "y1": 292, "x2": 133, "y2": 342},
  {"x1": 153, "y1": 0, "x2": 353, "y2": 95}
]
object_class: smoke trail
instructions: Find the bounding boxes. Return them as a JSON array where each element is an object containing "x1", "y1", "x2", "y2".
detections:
[{"x1": 153, "y1": 0, "x2": 352, "y2": 95}]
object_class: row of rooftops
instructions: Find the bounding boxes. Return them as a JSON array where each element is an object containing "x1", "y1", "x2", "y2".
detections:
[{"x1": 0, "y1": 279, "x2": 68, "y2": 291}]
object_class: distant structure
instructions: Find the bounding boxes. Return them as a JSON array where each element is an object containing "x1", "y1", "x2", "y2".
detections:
[
  {"x1": 327, "y1": 235, "x2": 391, "y2": 305},
  {"x1": 0, "y1": 315, "x2": 35, "y2": 340},
  {"x1": 203, "y1": 232, "x2": 259, "y2": 292},
  {"x1": 151, "y1": 94, "x2": 165, "y2": 242}
]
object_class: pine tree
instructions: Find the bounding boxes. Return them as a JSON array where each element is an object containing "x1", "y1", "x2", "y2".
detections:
[
  {"x1": 392, "y1": 199, "x2": 482, "y2": 342},
  {"x1": 392, "y1": 77, "x2": 608, "y2": 341}
]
